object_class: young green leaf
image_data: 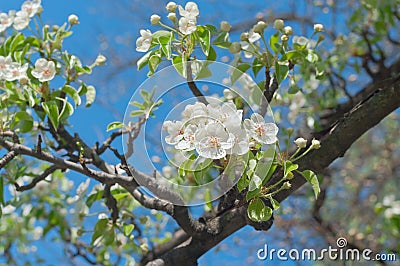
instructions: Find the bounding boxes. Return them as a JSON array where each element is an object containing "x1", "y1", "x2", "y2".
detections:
[
  {"x1": 13, "y1": 111, "x2": 34, "y2": 133},
  {"x1": 123, "y1": 224, "x2": 135, "y2": 236},
  {"x1": 62, "y1": 85, "x2": 81, "y2": 107},
  {"x1": 196, "y1": 26, "x2": 211, "y2": 56},
  {"x1": 275, "y1": 61, "x2": 289, "y2": 84},
  {"x1": 247, "y1": 198, "x2": 273, "y2": 222},
  {"x1": 42, "y1": 101, "x2": 60, "y2": 129},
  {"x1": 301, "y1": 170, "x2": 321, "y2": 199},
  {"x1": 106, "y1": 121, "x2": 124, "y2": 132}
]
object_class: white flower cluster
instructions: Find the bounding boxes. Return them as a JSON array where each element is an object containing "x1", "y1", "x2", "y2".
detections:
[
  {"x1": 163, "y1": 102, "x2": 278, "y2": 159},
  {"x1": 136, "y1": 1, "x2": 200, "y2": 52},
  {"x1": 0, "y1": 56, "x2": 56, "y2": 83},
  {"x1": 0, "y1": 0, "x2": 41, "y2": 33}
]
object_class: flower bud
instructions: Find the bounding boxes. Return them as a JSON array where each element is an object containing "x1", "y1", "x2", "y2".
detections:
[
  {"x1": 240, "y1": 32, "x2": 249, "y2": 41},
  {"x1": 95, "y1": 54, "x2": 106, "y2": 66},
  {"x1": 167, "y1": 12, "x2": 177, "y2": 22},
  {"x1": 287, "y1": 128, "x2": 294, "y2": 135},
  {"x1": 220, "y1": 21, "x2": 231, "y2": 32},
  {"x1": 283, "y1": 26, "x2": 293, "y2": 36},
  {"x1": 285, "y1": 172, "x2": 294, "y2": 180},
  {"x1": 150, "y1": 14, "x2": 161, "y2": 25},
  {"x1": 311, "y1": 139, "x2": 321, "y2": 149},
  {"x1": 52, "y1": 25, "x2": 59, "y2": 31},
  {"x1": 68, "y1": 14, "x2": 79, "y2": 26},
  {"x1": 281, "y1": 34, "x2": 288, "y2": 42},
  {"x1": 229, "y1": 42, "x2": 241, "y2": 54},
  {"x1": 19, "y1": 77, "x2": 29, "y2": 85},
  {"x1": 223, "y1": 89, "x2": 235, "y2": 100},
  {"x1": 273, "y1": 19, "x2": 284, "y2": 30},
  {"x1": 253, "y1": 21, "x2": 267, "y2": 34},
  {"x1": 318, "y1": 34, "x2": 325, "y2": 42},
  {"x1": 314, "y1": 23, "x2": 324, "y2": 32},
  {"x1": 294, "y1": 137, "x2": 307, "y2": 148},
  {"x1": 282, "y1": 181, "x2": 292, "y2": 189},
  {"x1": 166, "y1": 1, "x2": 177, "y2": 12}
]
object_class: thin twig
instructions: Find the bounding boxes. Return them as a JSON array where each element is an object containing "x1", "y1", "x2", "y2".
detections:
[{"x1": 15, "y1": 165, "x2": 60, "y2": 191}]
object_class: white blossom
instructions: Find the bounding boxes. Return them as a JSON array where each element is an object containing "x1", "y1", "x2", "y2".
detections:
[
  {"x1": 179, "y1": 16, "x2": 197, "y2": 35},
  {"x1": 76, "y1": 178, "x2": 90, "y2": 196},
  {"x1": 227, "y1": 128, "x2": 250, "y2": 155},
  {"x1": 163, "y1": 120, "x2": 185, "y2": 145},
  {"x1": 21, "y1": 0, "x2": 41, "y2": 18},
  {"x1": 0, "y1": 11, "x2": 15, "y2": 33},
  {"x1": 4, "y1": 62, "x2": 28, "y2": 82},
  {"x1": 13, "y1": 11, "x2": 30, "y2": 31},
  {"x1": 195, "y1": 123, "x2": 234, "y2": 159},
  {"x1": 273, "y1": 19, "x2": 284, "y2": 30},
  {"x1": 136, "y1": 29, "x2": 152, "y2": 52},
  {"x1": 175, "y1": 124, "x2": 197, "y2": 151},
  {"x1": 178, "y1": 2, "x2": 199, "y2": 18},
  {"x1": 0, "y1": 55, "x2": 12, "y2": 79},
  {"x1": 244, "y1": 113, "x2": 278, "y2": 144},
  {"x1": 207, "y1": 102, "x2": 242, "y2": 132},
  {"x1": 31, "y1": 58, "x2": 56, "y2": 82},
  {"x1": 248, "y1": 29, "x2": 261, "y2": 43}
]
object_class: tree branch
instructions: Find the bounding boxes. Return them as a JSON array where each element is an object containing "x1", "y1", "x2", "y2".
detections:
[{"x1": 15, "y1": 164, "x2": 60, "y2": 191}]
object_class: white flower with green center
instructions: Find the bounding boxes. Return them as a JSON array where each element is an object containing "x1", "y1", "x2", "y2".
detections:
[
  {"x1": 136, "y1": 29, "x2": 152, "y2": 52},
  {"x1": 244, "y1": 113, "x2": 278, "y2": 144},
  {"x1": 195, "y1": 123, "x2": 234, "y2": 159},
  {"x1": 31, "y1": 58, "x2": 56, "y2": 82},
  {"x1": 163, "y1": 120, "x2": 185, "y2": 145},
  {"x1": 175, "y1": 124, "x2": 197, "y2": 151}
]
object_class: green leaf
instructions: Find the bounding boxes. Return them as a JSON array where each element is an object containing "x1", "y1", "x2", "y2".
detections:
[
  {"x1": 57, "y1": 98, "x2": 74, "y2": 121},
  {"x1": 247, "y1": 198, "x2": 273, "y2": 222},
  {"x1": 246, "y1": 187, "x2": 261, "y2": 201},
  {"x1": 269, "y1": 196, "x2": 280, "y2": 210},
  {"x1": 275, "y1": 61, "x2": 289, "y2": 84},
  {"x1": 231, "y1": 63, "x2": 251, "y2": 84},
  {"x1": 283, "y1": 161, "x2": 298, "y2": 178},
  {"x1": 269, "y1": 32, "x2": 280, "y2": 54},
  {"x1": 172, "y1": 55, "x2": 186, "y2": 77},
  {"x1": 249, "y1": 174, "x2": 262, "y2": 191},
  {"x1": 196, "y1": 26, "x2": 211, "y2": 56},
  {"x1": 113, "y1": 192, "x2": 130, "y2": 200},
  {"x1": 86, "y1": 190, "x2": 104, "y2": 208},
  {"x1": 206, "y1": 46, "x2": 217, "y2": 61},
  {"x1": 152, "y1": 30, "x2": 172, "y2": 39},
  {"x1": 14, "y1": 111, "x2": 33, "y2": 133},
  {"x1": 106, "y1": 121, "x2": 124, "y2": 132},
  {"x1": 288, "y1": 82, "x2": 300, "y2": 94},
  {"x1": 85, "y1": 85, "x2": 96, "y2": 107},
  {"x1": 62, "y1": 85, "x2": 81, "y2": 107},
  {"x1": 252, "y1": 57, "x2": 264, "y2": 77},
  {"x1": 212, "y1": 32, "x2": 230, "y2": 48},
  {"x1": 148, "y1": 54, "x2": 162, "y2": 76},
  {"x1": 130, "y1": 110, "x2": 145, "y2": 117},
  {"x1": 158, "y1": 33, "x2": 172, "y2": 59},
  {"x1": 42, "y1": 101, "x2": 60, "y2": 129},
  {"x1": 301, "y1": 170, "x2": 321, "y2": 199},
  {"x1": 237, "y1": 175, "x2": 249, "y2": 192},
  {"x1": 123, "y1": 224, "x2": 135, "y2": 236},
  {"x1": 91, "y1": 219, "x2": 108, "y2": 245},
  {"x1": 137, "y1": 50, "x2": 154, "y2": 70}
]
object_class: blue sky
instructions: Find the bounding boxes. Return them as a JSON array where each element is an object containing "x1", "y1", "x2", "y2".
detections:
[{"x1": 0, "y1": 1, "x2": 338, "y2": 265}]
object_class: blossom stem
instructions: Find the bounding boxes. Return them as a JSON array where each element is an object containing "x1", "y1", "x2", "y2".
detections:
[
  {"x1": 289, "y1": 147, "x2": 302, "y2": 160},
  {"x1": 159, "y1": 22, "x2": 183, "y2": 37},
  {"x1": 291, "y1": 145, "x2": 313, "y2": 162}
]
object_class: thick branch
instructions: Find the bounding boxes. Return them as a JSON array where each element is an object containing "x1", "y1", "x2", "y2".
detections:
[{"x1": 146, "y1": 69, "x2": 400, "y2": 266}]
